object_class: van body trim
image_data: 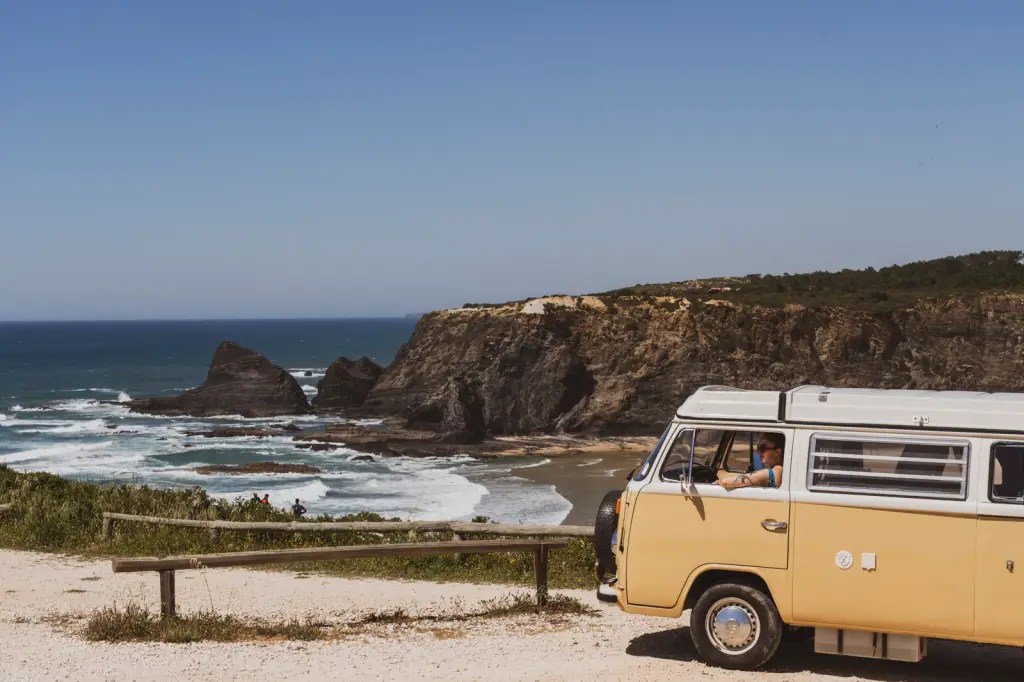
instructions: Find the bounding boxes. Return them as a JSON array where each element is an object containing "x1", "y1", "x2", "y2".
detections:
[{"x1": 673, "y1": 417, "x2": 1024, "y2": 439}]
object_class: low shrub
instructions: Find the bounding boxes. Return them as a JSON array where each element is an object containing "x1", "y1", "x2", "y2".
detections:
[{"x1": 0, "y1": 466, "x2": 597, "y2": 589}]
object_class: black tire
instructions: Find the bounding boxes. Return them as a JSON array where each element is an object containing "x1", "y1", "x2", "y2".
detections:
[
  {"x1": 593, "y1": 489, "x2": 621, "y2": 579},
  {"x1": 689, "y1": 582, "x2": 784, "y2": 670}
]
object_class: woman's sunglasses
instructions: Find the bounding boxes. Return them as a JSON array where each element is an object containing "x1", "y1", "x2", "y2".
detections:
[{"x1": 757, "y1": 443, "x2": 776, "y2": 452}]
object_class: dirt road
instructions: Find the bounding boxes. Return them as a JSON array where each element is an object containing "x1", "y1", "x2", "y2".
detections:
[{"x1": 0, "y1": 549, "x2": 1019, "y2": 681}]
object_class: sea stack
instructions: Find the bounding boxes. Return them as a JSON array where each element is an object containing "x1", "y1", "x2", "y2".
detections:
[
  {"x1": 129, "y1": 341, "x2": 310, "y2": 417},
  {"x1": 312, "y1": 356, "x2": 383, "y2": 410}
]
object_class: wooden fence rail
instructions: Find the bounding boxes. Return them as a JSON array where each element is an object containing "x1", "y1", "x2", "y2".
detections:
[
  {"x1": 112, "y1": 539, "x2": 570, "y2": 617},
  {"x1": 101, "y1": 511, "x2": 593, "y2": 542}
]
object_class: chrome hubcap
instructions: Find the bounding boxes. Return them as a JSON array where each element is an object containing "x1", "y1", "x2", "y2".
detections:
[{"x1": 706, "y1": 598, "x2": 759, "y2": 655}]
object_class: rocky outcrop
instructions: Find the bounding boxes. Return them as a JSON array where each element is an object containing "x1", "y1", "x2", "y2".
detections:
[
  {"x1": 312, "y1": 356, "x2": 383, "y2": 410},
  {"x1": 408, "y1": 377, "x2": 487, "y2": 443},
  {"x1": 365, "y1": 294, "x2": 1024, "y2": 436},
  {"x1": 184, "y1": 427, "x2": 292, "y2": 438},
  {"x1": 293, "y1": 419, "x2": 653, "y2": 457},
  {"x1": 194, "y1": 462, "x2": 321, "y2": 475},
  {"x1": 129, "y1": 341, "x2": 310, "y2": 417}
]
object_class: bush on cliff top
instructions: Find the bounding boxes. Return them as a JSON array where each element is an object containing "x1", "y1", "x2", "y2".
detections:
[
  {"x1": 600, "y1": 250, "x2": 1024, "y2": 312},
  {"x1": 0, "y1": 466, "x2": 596, "y2": 589}
]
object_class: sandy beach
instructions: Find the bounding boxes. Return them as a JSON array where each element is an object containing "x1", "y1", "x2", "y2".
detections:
[
  {"x1": 515, "y1": 449, "x2": 642, "y2": 526},
  {"x1": 2, "y1": 548, "x2": 1021, "y2": 681}
]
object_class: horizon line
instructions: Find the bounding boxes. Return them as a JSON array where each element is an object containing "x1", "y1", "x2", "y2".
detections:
[{"x1": 0, "y1": 314, "x2": 426, "y2": 324}]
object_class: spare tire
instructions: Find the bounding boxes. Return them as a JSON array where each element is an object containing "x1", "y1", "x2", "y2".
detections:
[{"x1": 593, "y1": 489, "x2": 622, "y2": 579}]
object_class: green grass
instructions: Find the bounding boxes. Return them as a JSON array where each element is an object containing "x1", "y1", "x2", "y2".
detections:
[{"x1": 0, "y1": 466, "x2": 598, "y2": 589}]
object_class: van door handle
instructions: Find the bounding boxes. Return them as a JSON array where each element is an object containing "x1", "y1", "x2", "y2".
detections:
[{"x1": 761, "y1": 520, "x2": 788, "y2": 532}]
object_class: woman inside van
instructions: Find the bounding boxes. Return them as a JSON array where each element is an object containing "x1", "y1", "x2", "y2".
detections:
[{"x1": 716, "y1": 433, "x2": 785, "y2": 489}]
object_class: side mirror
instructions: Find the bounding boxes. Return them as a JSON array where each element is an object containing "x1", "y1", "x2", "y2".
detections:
[{"x1": 679, "y1": 429, "x2": 697, "y2": 494}]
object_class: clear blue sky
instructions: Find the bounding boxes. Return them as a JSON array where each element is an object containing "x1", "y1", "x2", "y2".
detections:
[{"x1": 2, "y1": 1, "x2": 1021, "y2": 320}]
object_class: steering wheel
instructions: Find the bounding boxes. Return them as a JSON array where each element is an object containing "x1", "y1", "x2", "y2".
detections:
[{"x1": 690, "y1": 464, "x2": 718, "y2": 484}]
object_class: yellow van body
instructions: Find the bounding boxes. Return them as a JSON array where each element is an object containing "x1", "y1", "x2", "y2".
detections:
[{"x1": 605, "y1": 386, "x2": 1024, "y2": 668}]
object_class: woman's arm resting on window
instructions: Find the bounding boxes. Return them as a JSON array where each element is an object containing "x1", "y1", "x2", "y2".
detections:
[{"x1": 716, "y1": 469, "x2": 770, "y2": 490}]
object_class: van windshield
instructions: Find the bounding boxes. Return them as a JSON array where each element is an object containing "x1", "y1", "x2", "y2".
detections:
[{"x1": 632, "y1": 425, "x2": 672, "y2": 481}]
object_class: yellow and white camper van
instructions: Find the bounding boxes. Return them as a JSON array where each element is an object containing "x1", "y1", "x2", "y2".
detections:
[{"x1": 594, "y1": 385, "x2": 1024, "y2": 670}]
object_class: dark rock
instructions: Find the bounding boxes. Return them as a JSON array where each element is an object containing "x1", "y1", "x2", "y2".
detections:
[
  {"x1": 312, "y1": 356, "x2": 383, "y2": 410},
  {"x1": 280, "y1": 422, "x2": 302, "y2": 432},
  {"x1": 351, "y1": 455, "x2": 374, "y2": 462},
  {"x1": 409, "y1": 377, "x2": 486, "y2": 444},
  {"x1": 129, "y1": 341, "x2": 310, "y2": 417},
  {"x1": 193, "y1": 462, "x2": 322, "y2": 475},
  {"x1": 105, "y1": 423, "x2": 119, "y2": 430},
  {"x1": 366, "y1": 293, "x2": 1024, "y2": 435},
  {"x1": 294, "y1": 443, "x2": 338, "y2": 452},
  {"x1": 185, "y1": 427, "x2": 287, "y2": 438},
  {"x1": 304, "y1": 371, "x2": 313, "y2": 377}
]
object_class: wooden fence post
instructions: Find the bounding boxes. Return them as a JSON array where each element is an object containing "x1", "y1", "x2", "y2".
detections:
[
  {"x1": 452, "y1": 531, "x2": 465, "y2": 561},
  {"x1": 101, "y1": 516, "x2": 113, "y2": 540},
  {"x1": 159, "y1": 570, "x2": 176, "y2": 619},
  {"x1": 209, "y1": 527, "x2": 221, "y2": 543},
  {"x1": 533, "y1": 544, "x2": 549, "y2": 607}
]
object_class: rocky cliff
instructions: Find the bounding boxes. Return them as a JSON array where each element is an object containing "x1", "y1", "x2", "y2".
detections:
[
  {"x1": 365, "y1": 293, "x2": 1024, "y2": 436},
  {"x1": 130, "y1": 341, "x2": 310, "y2": 417}
]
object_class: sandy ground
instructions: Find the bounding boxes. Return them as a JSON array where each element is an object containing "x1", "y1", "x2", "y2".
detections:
[
  {"x1": 516, "y1": 449, "x2": 640, "y2": 525},
  {"x1": 2, "y1": 550, "x2": 1022, "y2": 681},
  {"x1": 490, "y1": 435, "x2": 656, "y2": 458}
]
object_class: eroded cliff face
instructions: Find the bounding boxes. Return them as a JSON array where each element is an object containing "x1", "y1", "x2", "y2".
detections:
[{"x1": 365, "y1": 294, "x2": 1024, "y2": 435}]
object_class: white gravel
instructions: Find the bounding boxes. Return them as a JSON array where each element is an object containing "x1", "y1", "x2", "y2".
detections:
[{"x1": 1, "y1": 549, "x2": 1021, "y2": 681}]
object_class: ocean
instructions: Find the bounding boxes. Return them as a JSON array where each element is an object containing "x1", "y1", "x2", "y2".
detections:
[{"x1": 0, "y1": 319, "x2": 574, "y2": 524}]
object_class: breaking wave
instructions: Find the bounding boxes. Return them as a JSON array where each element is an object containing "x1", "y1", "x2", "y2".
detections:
[
  {"x1": 289, "y1": 368, "x2": 326, "y2": 379},
  {"x1": 210, "y1": 480, "x2": 332, "y2": 509},
  {"x1": 512, "y1": 458, "x2": 552, "y2": 471}
]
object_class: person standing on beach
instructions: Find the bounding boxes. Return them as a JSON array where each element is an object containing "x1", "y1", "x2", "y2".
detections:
[
  {"x1": 291, "y1": 498, "x2": 306, "y2": 518},
  {"x1": 260, "y1": 494, "x2": 270, "y2": 506}
]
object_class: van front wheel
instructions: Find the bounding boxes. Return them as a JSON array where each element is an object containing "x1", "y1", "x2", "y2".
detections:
[{"x1": 689, "y1": 583, "x2": 783, "y2": 670}]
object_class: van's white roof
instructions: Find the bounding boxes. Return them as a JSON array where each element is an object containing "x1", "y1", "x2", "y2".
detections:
[{"x1": 677, "y1": 385, "x2": 1024, "y2": 433}]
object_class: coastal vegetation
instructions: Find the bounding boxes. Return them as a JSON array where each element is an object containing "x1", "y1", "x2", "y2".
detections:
[
  {"x1": 0, "y1": 466, "x2": 597, "y2": 589},
  {"x1": 83, "y1": 592, "x2": 595, "y2": 643},
  {"x1": 600, "y1": 250, "x2": 1024, "y2": 312}
]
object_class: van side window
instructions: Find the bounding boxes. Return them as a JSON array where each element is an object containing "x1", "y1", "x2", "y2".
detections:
[
  {"x1": 723, "y1": 432, "x2": 757, "y2": 473},
  {"x1": 808, "y1": 436, "x2": 969, "y2": 500},
  {"x1": 991, "y1": 443, "x2": 1024, "y2": 503},
  {"x1": 660, "y1": 429, "x2": 723, "y2": 481}
]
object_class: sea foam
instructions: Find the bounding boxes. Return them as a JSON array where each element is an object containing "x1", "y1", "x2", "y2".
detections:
[
  {"x1": 288, "y1": 368, "x2": 326, "y2": 379},
  {"x1": 210, "y1": 480, "x2": 332, "y2": 509}
]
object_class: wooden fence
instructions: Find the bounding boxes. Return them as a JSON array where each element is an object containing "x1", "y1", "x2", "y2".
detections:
[
  {"x1": 113, "y1": 539, "x2": 571, "y2": 617},
  {"x1": 101, "y1": 511, "x2": 593, "y2": 542}
]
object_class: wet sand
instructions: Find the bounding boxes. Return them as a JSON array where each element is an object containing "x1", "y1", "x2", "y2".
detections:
[{"x1": 516, "y1": 449, "x2": 648, "y2": 526}]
